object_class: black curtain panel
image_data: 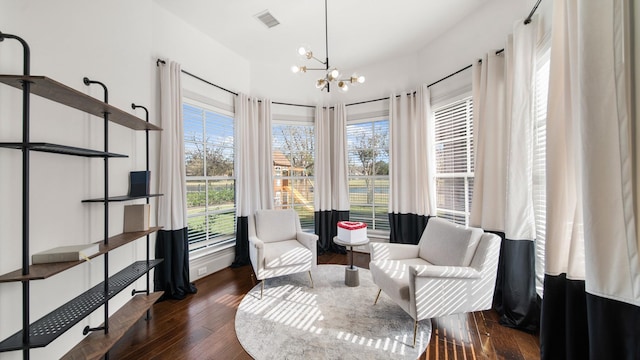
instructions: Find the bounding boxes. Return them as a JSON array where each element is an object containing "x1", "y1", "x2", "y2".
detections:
[
  {"x1": 315, "y1": 210, "x2": 348, "y2": 254},
  {"x1": 388, "y1": 213, "x2": 429, "y2": 245},
  {"x1": 540, "y1": 274, "x2": 588, "y2": 360},
  {"x1": 154, "y1": 228, "x2": 197, "y2": 300},
  {"x1": 491, "y1": 232, "x2": 540, "y2": 332},
  {"x1": 586, "y1": 293, "x2": 640, "y2": 360},
  {"x1": 231, "y1": 216, "x2": 250, "y2": 267}
]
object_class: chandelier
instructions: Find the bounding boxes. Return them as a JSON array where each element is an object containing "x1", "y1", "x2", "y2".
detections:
[{"x1": 290, "y1": 0, "x2": 365, "y2": 92}]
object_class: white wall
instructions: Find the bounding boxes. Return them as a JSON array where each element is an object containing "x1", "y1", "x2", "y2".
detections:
[
  {"x1": 0, "y1": 1, "x2": 250, "y2": 359},
  {"x1": 250, "y1": 0, "x2": 537, "y2": 106},
  {"x1": 0, "y1": 0, "x2": 551, "y2": 357}
]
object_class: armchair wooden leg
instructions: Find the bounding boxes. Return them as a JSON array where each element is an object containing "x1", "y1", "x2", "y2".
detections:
[
  {"x1": 373, "y1": 288, "x2": 382, "y2": 305},
  {"x1": 413, "y1": 320, "x2": 418, "y2": 348},
  {"x1": 308, "y1": 271, "x2": 314, "y2": 288}
]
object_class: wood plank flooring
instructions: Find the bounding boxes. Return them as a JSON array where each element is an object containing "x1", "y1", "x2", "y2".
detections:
[{"x1": 109, "y1": 252, "x2": 540, "y2": 360}]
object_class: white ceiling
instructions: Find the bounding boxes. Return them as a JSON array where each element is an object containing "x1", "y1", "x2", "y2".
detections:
[{"x1": 154, "y1": 0, "x2": 490, "y2": 72}]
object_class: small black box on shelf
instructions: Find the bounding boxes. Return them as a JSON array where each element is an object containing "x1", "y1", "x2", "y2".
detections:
[{"x1": 129, "y1": 171, "x2": 150, "y2": 197}]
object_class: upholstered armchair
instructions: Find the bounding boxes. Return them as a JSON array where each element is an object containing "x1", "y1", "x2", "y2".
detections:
[
  {"x1": 249, "y1": 209, "x2": 319, "y2": 299},
  {"x1": 369, "y1": 217, "x2": 501, "y2": 346}
]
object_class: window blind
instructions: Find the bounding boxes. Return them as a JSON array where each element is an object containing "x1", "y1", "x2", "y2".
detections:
[
  {"x1": 434, "y1": 97, "x2": 474, "y2": 226},
  {"x1": 533, "y1": 49, "x2": 550, "y2": 296}
]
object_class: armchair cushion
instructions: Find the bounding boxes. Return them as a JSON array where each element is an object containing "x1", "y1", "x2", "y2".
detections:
[
  {"x1": 418, "y1": 217, "x2": 482, "y2": 266},
  {"x1": 264, "y1": 240, "x2": 313, "y2": 269},
  {"x1": 255, "y1": 209, "x2": 298, "y2": 243},
  {"x1": 370, "y1": 258, "x2": 432, "y2": 304}
]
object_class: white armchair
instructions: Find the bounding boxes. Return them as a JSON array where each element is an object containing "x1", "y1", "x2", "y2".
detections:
[
  {"x1": 369, "y1": 217, "x2": 501, "y2": 346},
  {"x1": 249, "y1": 209, "x2": 318, "y2": 299}
]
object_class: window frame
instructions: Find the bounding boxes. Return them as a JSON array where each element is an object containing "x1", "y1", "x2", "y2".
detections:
[
  {"x1": 183, "y1": 97, "x2": 237, "y2": 255},
  {"x1": 271, "y1": 119, "x2": 316, "y2": 229},
  {"x1": 433, "y1": 96, "x2": 474, "y2": 226},
  {"x1": 346, "y1": 116, "x2": 390, "y2": 235}
]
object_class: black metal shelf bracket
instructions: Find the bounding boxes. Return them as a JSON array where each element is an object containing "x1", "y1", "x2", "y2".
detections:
[
  {"x1": 131, "y1": 103, "x2": 152, "y2": 320},
  {"x1": 1, "y1": 30, "x2": 33, "y2": 360},
  {"x1": 82, "y1": 326, "x2": 106, "y2": 336},
  {"x1": 83, "y1": 76, "x2": 111, "y2": 337}
]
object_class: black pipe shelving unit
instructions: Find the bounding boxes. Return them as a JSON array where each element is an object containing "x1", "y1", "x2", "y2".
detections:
[
  {"x1": 0, "y1": 31, "x2": 164, "y2": 359},
  {"x1": 0, "y1": 260, "x2": 163, "y2": 352}
]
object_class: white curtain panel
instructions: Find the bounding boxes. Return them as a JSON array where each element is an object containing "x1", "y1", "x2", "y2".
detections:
[
  {"x1": 470, "y1": 22, "x2": 537, "y2": 239},
  {"x1": 235, "y1": 93, "x2": 273, "y2": 217},
  {"x1": 158, "y1": 60, "x2": 187, "y2": 231},
  {"x1": 388, "y1": 84, "x2": 436, "y2": 215},
  {"x1": 504, "y1": 20, "x2": 537, "y2": 240},
  {"x1": 547, "y1": 0, "x2": 639, "y2": 304},
  {"x1": 470, "y1": 52, "x2": 508, "y2": 232},
  {"x1": 545, "y1": 0, "x2": 585, "y2": 281},
  {"x1": 314, "y1": 105, "x2": 349, "y2": 212},
  {"x1": 314, "y1": 106, "x2": 332, "y2": 211},
  {"x1": 332, "y1": 104, "x2": 349, "y2": 210},
  {"x1": 575, "y1": 0, "x2": 638, "y2": 304}
]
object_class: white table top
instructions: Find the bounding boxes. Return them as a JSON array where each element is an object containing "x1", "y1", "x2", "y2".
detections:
[{"x1": 333, "y1": 236, "x2": 370, "y2": 247}]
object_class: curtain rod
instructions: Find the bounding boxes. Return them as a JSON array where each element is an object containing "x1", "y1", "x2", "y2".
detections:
[
  {"x1": 345, "y1": 47, "x2": 509, "y2": 107},
  {"x1": 158, "y1": 59, "x2": 238, "y2": 96},
  {"x1": 157, "y1": 59, "x2": 314, "y2": 108},
  {"x1": 155, "y1": 0, "x2": 542, "y2": 110},
  {"x1": 525, "y1": 0, "x2": 542, "y2": 25}
]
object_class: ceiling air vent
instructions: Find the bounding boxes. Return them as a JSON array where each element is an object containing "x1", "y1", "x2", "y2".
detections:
[{"x1": 255, "y1": 10, "x2": 280, "y2": 28}]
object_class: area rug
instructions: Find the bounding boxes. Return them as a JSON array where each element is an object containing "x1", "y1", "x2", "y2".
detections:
[{"x1": 235, "y1": 265, "x2": 431, "y2": 360}]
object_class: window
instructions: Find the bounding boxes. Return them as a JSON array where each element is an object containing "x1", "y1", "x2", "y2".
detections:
[
  {"x1": 533, "y1": 48, "x2": 550, "y2": 296},
  {"x1": 184, "y1": 101, "x2": 236, "y2": 252},
  {"x1": 272, "y1": 123, "x2": 315, "y2": 229},
  {"x1": 433, "y1": 97, "x2": 474, "y2": 226},
  {"x1": 347, "y1": 119, "x2": 390, "y2": 232}
]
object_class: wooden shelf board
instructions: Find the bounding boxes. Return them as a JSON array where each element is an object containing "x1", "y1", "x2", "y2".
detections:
[
  {"x1": 60, "y1": 292, "x2": 163, "y2": 360},
  {"x1": 0, "y1": 142, "x2": 128, "y2": 158},
  {"x1": 0, "y1": 75, "x2": 161, "y2": 131},
  {"x1": 82, "y1": 194, "x2": 163, "y2": 203},
  {"x1": 0, "y1": 227, "x2": 162, "y2": 283}
]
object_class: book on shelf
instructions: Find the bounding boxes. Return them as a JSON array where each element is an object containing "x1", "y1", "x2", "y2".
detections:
[
  {"x1": 32, "y1": 243, "x2": 100, "y2": 264},
  {"x1": 129, "y1": 170, "x2": 150, "y2": 197},
  {"x1": 124, "y1": 204, "x2": 150, "y2": 232}
]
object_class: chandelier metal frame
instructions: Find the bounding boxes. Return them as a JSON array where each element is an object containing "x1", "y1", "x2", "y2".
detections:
[{"x1": 291, "y1": 0, "x2": 365, "y2": 92}]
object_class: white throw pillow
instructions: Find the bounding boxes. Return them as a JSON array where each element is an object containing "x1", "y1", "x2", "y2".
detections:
[{"x1": 418, "y1": 217, "x2": 482, "y2": 266}]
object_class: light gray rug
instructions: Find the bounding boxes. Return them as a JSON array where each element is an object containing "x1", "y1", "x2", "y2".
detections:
[{"x1": 235, "y1": 265, "x2": 431, "y2": 360}]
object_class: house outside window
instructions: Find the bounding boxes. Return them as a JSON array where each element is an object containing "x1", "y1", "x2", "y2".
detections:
[
  {"x1": 272, "y1": 122, "x2": 315, "y2": 229},
  {"x1": 184, "y1": 100, "x2": 236, "y2": 252},
  {"x1": 347, "y1": 119, "x2": 390, "y2": 232},
  {"x1": 433, "y1": 96, "x2": 474, "y2": 226}
]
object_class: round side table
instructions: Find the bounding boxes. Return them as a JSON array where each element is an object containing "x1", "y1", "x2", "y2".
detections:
[{"x1": 333, "y1": 236, "x2": 370, "y2": 287}]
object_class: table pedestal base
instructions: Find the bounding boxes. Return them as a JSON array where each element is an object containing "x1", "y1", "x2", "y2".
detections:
[{"x1": 345, "y1": 267, "x2": 359, "y2": 287}]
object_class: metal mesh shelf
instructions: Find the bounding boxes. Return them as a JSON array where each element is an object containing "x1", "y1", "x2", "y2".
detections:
[{"x1": 0, "y1": 259, "x2": 163, "y2": 352}]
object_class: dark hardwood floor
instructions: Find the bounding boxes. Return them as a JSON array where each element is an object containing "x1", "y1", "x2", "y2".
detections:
[{"x1": 110, "y1": 252, "x2": 540, "y2": 360}]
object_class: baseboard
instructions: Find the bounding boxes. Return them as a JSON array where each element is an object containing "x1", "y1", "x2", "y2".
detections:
[{"x1": 189, "y1": 247, "x2": 235, "y2": 281}]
